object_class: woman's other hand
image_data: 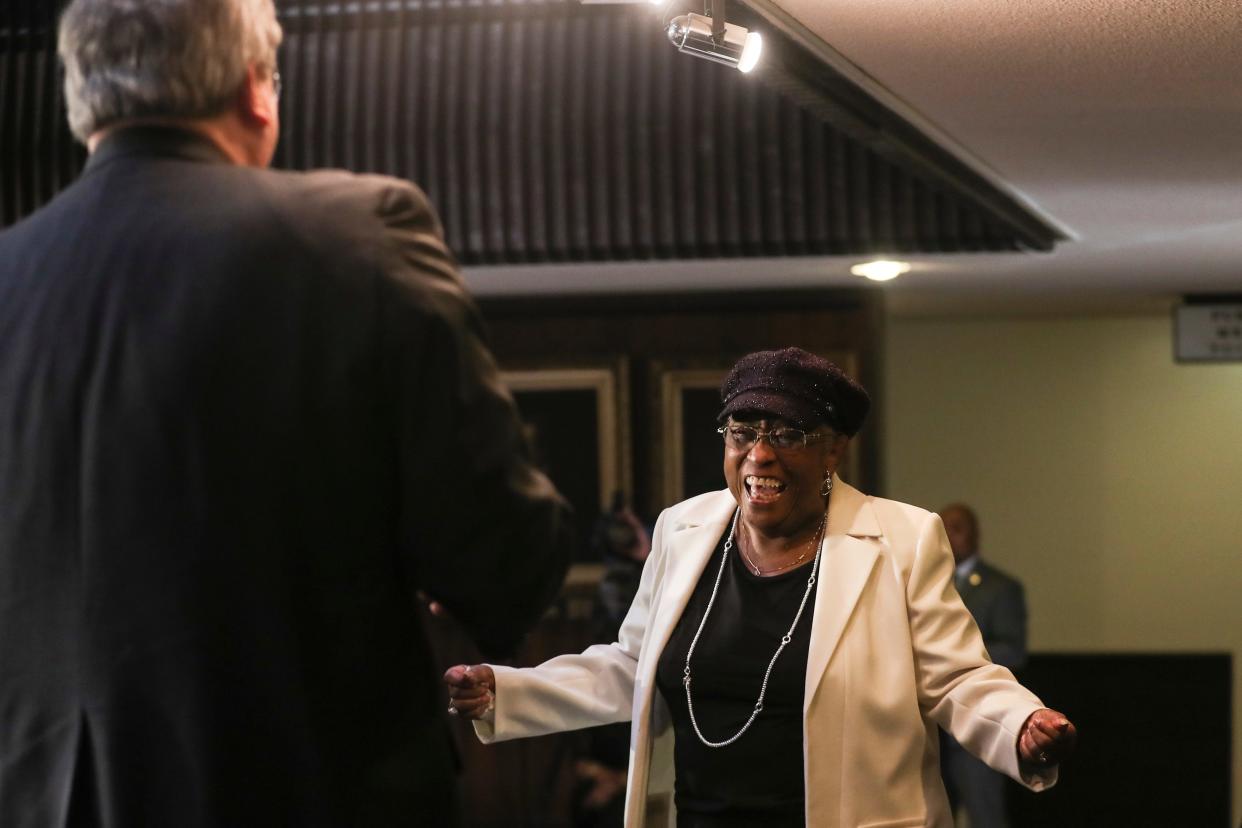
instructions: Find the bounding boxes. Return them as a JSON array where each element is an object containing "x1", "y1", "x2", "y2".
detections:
[
  {"x1": 443, "y1": 664, "x2": 496, "y2": 720},
  {"x1": 1018, "y1": 708, "x2": 1077, "y2": 766}
]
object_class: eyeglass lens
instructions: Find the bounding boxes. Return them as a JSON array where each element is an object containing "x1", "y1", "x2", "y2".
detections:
[{"x1": 722, "y1": 425, "x2": 808, "y2": 450}]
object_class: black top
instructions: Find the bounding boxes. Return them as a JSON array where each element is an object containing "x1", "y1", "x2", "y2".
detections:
[
  {"x1": 656, "y1": 524, "x2": 819, "y2": 827},
  {"x1": 0, "y1": 127, "x2": 572, "y2": 826}
]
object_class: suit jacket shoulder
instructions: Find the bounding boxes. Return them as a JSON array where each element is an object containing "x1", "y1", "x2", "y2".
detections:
[{"x1": 248, "y1": 168, "x2": 463, "y2": 293}]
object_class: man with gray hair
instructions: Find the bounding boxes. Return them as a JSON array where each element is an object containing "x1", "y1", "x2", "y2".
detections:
[{"x1": 0, "y1": 0, "x2": 572, "y2": 825}]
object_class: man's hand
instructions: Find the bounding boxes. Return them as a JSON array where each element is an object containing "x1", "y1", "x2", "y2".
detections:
[
  {"x1": 575, "y1": 759, "x2": 628, "y2": 810},
  {"x1": 443, "y1": 664, "x2": 496, "y2": 720},
  {"x1": 1018, "y1": 708, "x2": 1077, "y2": 766}
]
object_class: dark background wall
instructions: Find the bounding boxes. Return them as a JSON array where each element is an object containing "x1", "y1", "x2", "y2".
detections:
[{"x1": 1010, "y1": 654, "x2": 1231, "y2": 827}]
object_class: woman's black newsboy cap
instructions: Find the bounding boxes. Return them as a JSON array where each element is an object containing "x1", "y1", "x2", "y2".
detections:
[{"x1": 718, "y1": 346, "x2": 870, "y2": 436}]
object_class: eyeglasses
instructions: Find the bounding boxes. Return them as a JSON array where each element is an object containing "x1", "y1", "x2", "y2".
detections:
[
  {"x1": 717, "y1": 424, "x2": 834, "y2": 452},
  {"x1": 271, "y1": 70, "x2": 282, "y2": 101}
]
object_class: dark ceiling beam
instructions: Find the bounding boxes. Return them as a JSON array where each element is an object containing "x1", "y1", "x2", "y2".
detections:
[{"x1": 3, "y1": 0, "x2": 1063, "y2": 261}]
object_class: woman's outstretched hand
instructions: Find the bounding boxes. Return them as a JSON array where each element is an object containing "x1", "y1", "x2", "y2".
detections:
[
  {"x1": 1018, "y1": 708, "x2": 1077, "y2": 766},
  {"x1": 443, "y1": 664, "x2": 496, "y2": 720}
]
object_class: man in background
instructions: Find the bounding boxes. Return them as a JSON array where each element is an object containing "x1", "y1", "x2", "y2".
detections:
[
  {"x1": 939, "y1": 503, "x2": 1029, "y2": 828},
  {"x1": 0, "y1": 0, "x2": 571, "y2": 824}
]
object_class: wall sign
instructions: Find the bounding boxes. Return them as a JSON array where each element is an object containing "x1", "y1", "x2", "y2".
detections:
[{"x1": 1174, "y1": 304, "x2": 1242, "y2": 362}]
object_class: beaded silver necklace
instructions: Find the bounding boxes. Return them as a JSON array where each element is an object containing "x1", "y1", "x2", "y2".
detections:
[{"x1": 681, "y1": 504, "x2": 828, "y2": 748}]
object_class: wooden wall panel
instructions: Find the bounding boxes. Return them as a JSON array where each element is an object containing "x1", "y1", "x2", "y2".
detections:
[{"x1": 479, "y1": 289, "x2": 884, "y2": 519}]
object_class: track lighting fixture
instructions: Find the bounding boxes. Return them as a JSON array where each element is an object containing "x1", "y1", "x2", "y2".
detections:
[{"x1": 666, "y1": 0, "x2": 762, "y2": 73}]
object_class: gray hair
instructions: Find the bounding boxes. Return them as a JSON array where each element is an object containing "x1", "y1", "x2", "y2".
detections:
[{"x1": 58, "y1": 0, "x2": 283, "y2": 143}]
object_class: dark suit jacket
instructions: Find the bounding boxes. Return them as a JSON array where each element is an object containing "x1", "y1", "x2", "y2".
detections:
[
  {"x1": 957, "y1": 558, "x2": 1028, "y2": 672},
  {"x1": 0, "y1": 127, "x2": 572, "y2": 827}
]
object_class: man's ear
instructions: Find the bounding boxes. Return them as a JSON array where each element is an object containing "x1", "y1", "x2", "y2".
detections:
[{"x1": 236, "y1": 63, "x2": 276, "y2": 129}]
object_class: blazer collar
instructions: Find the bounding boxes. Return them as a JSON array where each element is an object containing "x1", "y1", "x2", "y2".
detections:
[
  {"x1": 640, "y1": 493, "x2": 737, "y2": 682},
  {"x1": 804, "y1": 477, "x2": 883, "y2": 707},
  {"x1": 83, "y1": 126, "x2": 231, "y2": 179},
  {"x1": 824, "y1": 475, "x2": 882, "y2": 539}
]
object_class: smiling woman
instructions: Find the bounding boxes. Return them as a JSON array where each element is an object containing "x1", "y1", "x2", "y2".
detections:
[
  {"x1": 446, "y1": 347, "x2": 1077, "y2": 827},
  {"x1": 718, "y1": 419, "x2": 841, "y2": 574}
]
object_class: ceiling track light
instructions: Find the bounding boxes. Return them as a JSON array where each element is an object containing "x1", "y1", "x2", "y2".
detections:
[{"x1": 666, "y1": 0, "x2": 762, "y2": 73}]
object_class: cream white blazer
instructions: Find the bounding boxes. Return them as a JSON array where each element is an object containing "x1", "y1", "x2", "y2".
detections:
[{"x1": 476, "y1": 481, "x2": 1056, "y2": 827}]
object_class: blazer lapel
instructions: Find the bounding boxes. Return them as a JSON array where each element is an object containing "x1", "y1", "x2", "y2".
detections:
[
  {"x1": 640, "y1": 495, "x2": 735, "y2": 683},
  {"x1": 804, "y1": 480, "x2": 882, "y2": 708},
  {"x1": 623, "y1": 501, "x2": 729, "y2": 828}
]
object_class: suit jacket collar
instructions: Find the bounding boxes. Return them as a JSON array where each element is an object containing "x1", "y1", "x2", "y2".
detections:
[
  {"x1": 955, "y1": 553, "x2": 980, "y2": 580},
  {"x1": 83, "y1": 126, "x2": 231, "y2": 178}
]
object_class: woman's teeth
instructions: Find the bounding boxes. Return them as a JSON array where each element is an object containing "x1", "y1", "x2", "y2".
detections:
[{"x1": 745, "y1": 475, "x2": 785, "y2": 502}]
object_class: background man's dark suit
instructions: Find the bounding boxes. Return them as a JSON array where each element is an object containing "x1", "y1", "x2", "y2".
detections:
[
  {"x1": 0, "y1": 127, "x2": 572, "y2": 827},
  {"x1": 956, "y1": 560, "x2": 1028, "y2": 672},
  {"x1": 943, "y1": 557, "x2": 1028, "y2": 827}
]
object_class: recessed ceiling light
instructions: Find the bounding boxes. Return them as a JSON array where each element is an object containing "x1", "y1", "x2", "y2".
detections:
[{"x1": 850, "y1": 260, "x2": 911, "y2": 281}]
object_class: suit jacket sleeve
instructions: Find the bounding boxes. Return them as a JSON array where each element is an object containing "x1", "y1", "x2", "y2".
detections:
[
  {"x1": 368, "y1": 177, "x2": 573, "y2": 658},
  {"x1": 906, "y1": 513, "x2": 1056, "y2": 791}
]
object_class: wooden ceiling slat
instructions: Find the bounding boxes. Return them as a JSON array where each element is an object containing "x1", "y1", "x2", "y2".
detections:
[
  {"x1": 585, "y1": 14, "x2": 611, "y2": 258},
  {"x1": 607, "y1": 16, "x2": 634, "y2": 259},
  {"x1": 649, "y1": 35, "x2": 677, "y2": 257},
  {"x1": 564, "y1": 14, "x2": 590, "y2": 258},
  {"x1": 872, "y1": 155, "x2": 894, "y2": 250},
  {"x1": 736, "y1": 77, "x2": 762, "y2": 254},
  {"x1": 714, "y1": 64, "x2": 740, "y2": 258},
  {"x1": 0, "y1": 13, "x2": 13, "y2": 226},
  {"x1": 520, "y1": 19, "x2": 547, "y2": 261},
  {"x1": 503, "y1": 19, "x2": 529, "y2": 259},
  {"x1": 438, "y1": 19, "x2": 464, "y2": 256},
  {"x1": 460, "y1": 19, "x2": 485, "y2": 260},
  {"x1": 7, "y1": 0, "x2": 31, "y2": 222},
  {"x1": 781, "y1": 99, "x2": 807, "y2": 254},
  {"x1": 30, "y1": 9, "x2": 47, "y2": 210},
  {"x1": 542, "y1": 15, "x2": 569, "y2": 260},
  {"x1": 628, "y1": 18, "x2": 653, "y2": 259},
  {"x1": 394, "y1": 7, "x2": 415, "y2": 184}
]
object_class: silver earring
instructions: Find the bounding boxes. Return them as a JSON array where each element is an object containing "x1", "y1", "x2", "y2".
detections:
[{"x1": 820, "y1": 471, "x2": 833, "y2": 497}]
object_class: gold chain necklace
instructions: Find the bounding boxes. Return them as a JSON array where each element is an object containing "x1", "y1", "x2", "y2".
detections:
[{"x1": 738, "y1": 514, "x2": 826, "y2": 576}]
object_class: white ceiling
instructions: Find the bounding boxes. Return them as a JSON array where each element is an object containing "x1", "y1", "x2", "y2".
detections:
[{"x1": 466, "y1": 0, "x2": 1242, "y2": 315}]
